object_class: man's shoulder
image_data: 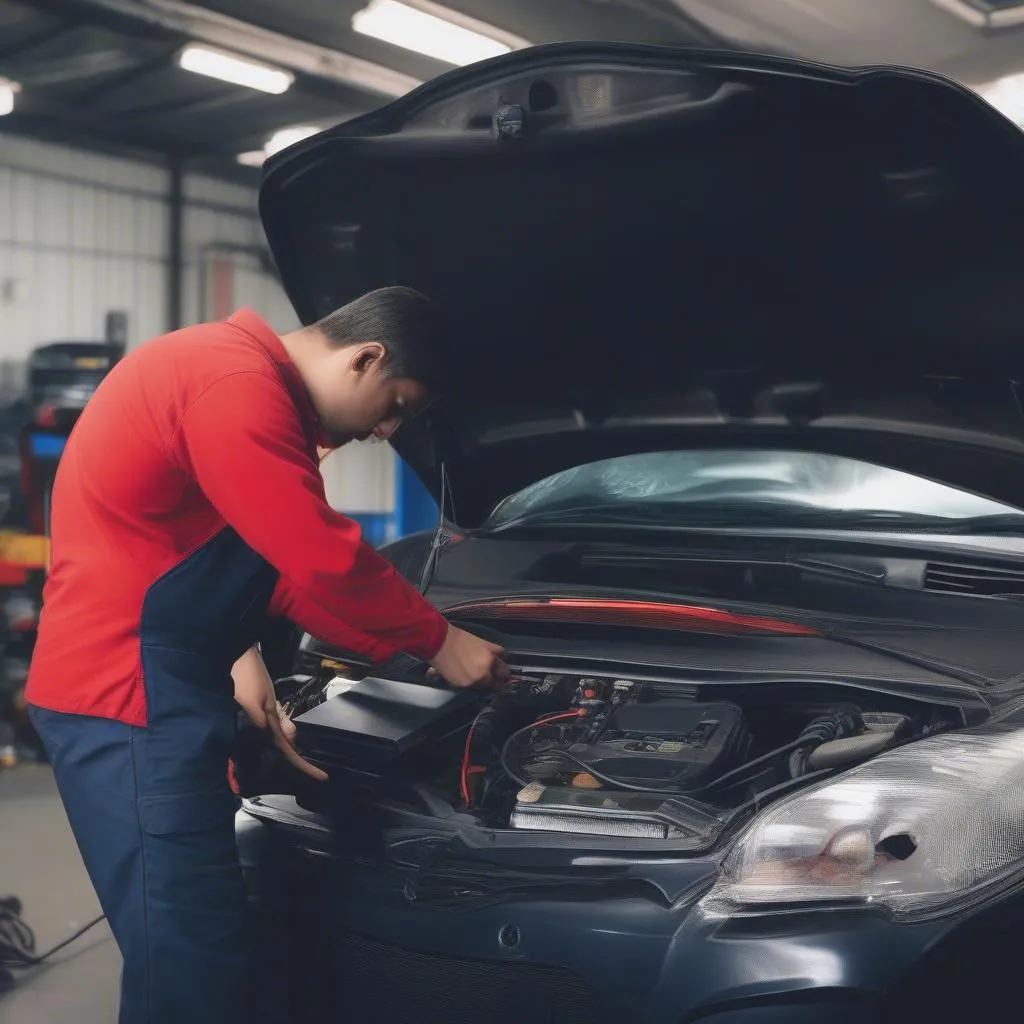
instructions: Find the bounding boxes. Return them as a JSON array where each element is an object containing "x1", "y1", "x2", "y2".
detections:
[{"x1": 122, "y1": 319, "x2": 281, "y2": 397}]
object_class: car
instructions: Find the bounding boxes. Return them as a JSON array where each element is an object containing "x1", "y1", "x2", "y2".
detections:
[{"x1": 236, "y1": 43, "x2": 1024, "y2": 1024}]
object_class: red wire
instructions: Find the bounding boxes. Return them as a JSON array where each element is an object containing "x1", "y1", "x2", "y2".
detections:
[
  {"x1": 533, "y1": 710, "x2": 585, "y2": 725},
  {"x1": 460, "y1": 712, "x2": 483, "y2": 805},
  {"x1": 462, "y1": 708, "x2": 585, "y2": 807}
]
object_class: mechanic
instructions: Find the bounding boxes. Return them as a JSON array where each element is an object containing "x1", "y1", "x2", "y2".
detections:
[{"x1": 23, "y1": 287, "x2": 507, "y2": 1024}]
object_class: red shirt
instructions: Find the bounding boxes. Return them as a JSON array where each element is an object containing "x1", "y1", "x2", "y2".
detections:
[{"x1": 26, "y1": 310, "x2": 448, "y2": 726}]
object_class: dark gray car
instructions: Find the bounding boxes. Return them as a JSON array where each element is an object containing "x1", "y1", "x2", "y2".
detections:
[{"x1": 238, "y1": 44, "x2": 1024, "y2": 1024}]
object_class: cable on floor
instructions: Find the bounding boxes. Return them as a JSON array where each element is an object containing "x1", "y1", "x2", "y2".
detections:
[{"x1": 0, "y1": 895, "x2": 106, "y2": 976}]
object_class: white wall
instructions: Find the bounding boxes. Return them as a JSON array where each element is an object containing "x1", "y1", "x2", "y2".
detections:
[
  {"x1": 0, "y1": 134, "x2": 300, "y2": 369},
  {"x1": 0, "y1": 133, "x2": 391, "y2": 513},
  {"x1": 0, "y1": 135, "x2": 169, "y2": 394},
  {"x1": 181, "y1": 174, "x2": 299, "y2": 333},
  {"x1": 321, "y1": 442, "x2": 396, "y2": 515}
]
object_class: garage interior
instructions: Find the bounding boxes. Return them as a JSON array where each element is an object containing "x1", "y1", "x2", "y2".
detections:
[{"x1": 3, "y1": 1, "x2": 1024, "y2": 1021}]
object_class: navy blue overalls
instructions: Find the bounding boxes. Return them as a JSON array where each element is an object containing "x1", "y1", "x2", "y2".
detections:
[
  {"x1": 30, "y1": 528, "x2": 277, "y2": 1023},
  {"x1": 24, "y1": 308, "x2": 448, "y2": 1023}
]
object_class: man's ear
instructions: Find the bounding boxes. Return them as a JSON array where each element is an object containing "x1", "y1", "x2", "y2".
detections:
[{"x1": 351, "y1": 342, "x2": 385, "y2": 376}]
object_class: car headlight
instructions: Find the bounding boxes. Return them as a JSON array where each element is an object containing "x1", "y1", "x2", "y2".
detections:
[{"x1": 704, "y1": 725, "x2": 1024, "y2": 921}]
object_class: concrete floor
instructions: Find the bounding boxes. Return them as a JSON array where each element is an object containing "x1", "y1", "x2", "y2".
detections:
[{"x1": 0, "y1": 764, "x2": 119, "y2": 1024}]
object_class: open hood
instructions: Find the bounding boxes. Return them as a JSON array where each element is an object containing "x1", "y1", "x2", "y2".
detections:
[{"x1": 260, "y1": 44, "x2": 1024, "y2": 526}]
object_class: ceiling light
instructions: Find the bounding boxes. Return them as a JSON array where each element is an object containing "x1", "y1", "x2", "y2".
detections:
[
  {"x1": 236, "y1": 150, "x2": 266, "y2": 168},
  {"x1": 236, "y1": 125, "x2": 323, "y2": 168},
  {"x1": 931, "y1": 0, "x2": 1024, "y2": 29},
  {"x1": 264, "y1": 125, "x2": 321, "y2": 157},
  {"x1": 0, "y1": 78, "x2": 21, "y2": 117},
  {"x1": 86, "y1": 0, "x2": 420, "y2": 98},
  {"x1": 352, "y1": 0, "x2": 529, "y2": 67},
  {"x1": 178, "y1": 44, "x2": 293, "y2": 94},
  {"x1": 976, "y1": 72, "x2": 1024, "y2": 126}
]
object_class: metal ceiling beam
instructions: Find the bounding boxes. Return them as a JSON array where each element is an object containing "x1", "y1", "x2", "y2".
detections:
[
  {"x1": 0, "y1": 21, "x2": 77, "y2": 61},
  {"x1": 5, "y1": 97, "x2": 221, "y2": 160},
  {"x1": 74, "y1": 48, "x2": 182, "y2": 104},
  {"x1": 117, "y1": 86, "x2": 263, "y2": 123},
  {"x1": 167, "y1": 160, "x2": 184, "y2": 332},
  {"x1": 61, "y1": 0, "x2": 423, "y2": 98}
]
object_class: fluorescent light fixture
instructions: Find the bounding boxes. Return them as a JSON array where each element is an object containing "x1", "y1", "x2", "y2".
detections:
[
  {"x1": 976, "y1": 72, "x2": 1024, "y2": 126},
  {"x1": 352, "y1": 0, "x2": 529, "y2": 67},
  {"x1": 178, "y1": 44, "x2": 293, "y2": 94},
  {"x1": 237, "y1": 124, "x2": 323, "y2": 167},
  {"x1": 236, "y1": 150, "x2": 266, "y2": 167},
  {"x1": 264, "y1": 125, "x2": 321, "y2": 157},
  {"x1": 930, "y1": 0, "x2": 1024, "y2": 29},
  {"x1": 0, "y1": 78, "x2": 21, "y2": 117}
]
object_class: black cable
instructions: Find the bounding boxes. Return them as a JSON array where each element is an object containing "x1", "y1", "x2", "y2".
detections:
[
  {"x1": 30, "y1": 915, "x2": 107, "y2": 964},
  {"x1": 690, "y1": 737, "x2": 813, "y2": 796},
  {"x1": 418, "y1": 461, "x2": 451, "y2": 597},
  {"x1": 0, "y1": 898, "x2": 106, "y2": 971},
  {"x1": 499, "y1": 719, "x2": 684, "y2": 795},
  {"x1": 500, "y1": 722, "x2": 820, "y2": 797}
]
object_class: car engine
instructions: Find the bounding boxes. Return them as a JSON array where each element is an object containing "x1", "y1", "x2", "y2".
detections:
[
  {"x1": 278, "y1": 667, "x2": 959, "y2": 844},
  {"x1": 453, "y1": 672, "x2": 953, "y2": 840}
]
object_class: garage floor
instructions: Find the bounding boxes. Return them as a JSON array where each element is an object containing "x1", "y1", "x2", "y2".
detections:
[{"x1": 0, "y1": 764, "x2": 119, "y2": 1024}]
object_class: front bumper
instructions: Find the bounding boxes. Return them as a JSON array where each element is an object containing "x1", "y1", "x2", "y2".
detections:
[{"x1": 237, "y1": 802, "x2": 1010, "y2": 1024}]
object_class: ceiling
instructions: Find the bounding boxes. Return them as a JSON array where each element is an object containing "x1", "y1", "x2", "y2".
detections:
[
  {"x1": 0, "y1": 0, "x2": 1021, "y2": 183},
  {"x1": 676, "y1": 0, "x2": 1024, "y2": 85}
]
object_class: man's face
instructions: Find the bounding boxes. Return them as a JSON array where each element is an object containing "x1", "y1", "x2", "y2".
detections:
[{"x1": 311, "y1": 342, "x2": 430, "y2": 448}]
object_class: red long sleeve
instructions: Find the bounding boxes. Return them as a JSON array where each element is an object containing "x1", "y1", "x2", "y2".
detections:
[
  {"x1": 26, "y1": 308, "x2": 443, "y2": 727},
  {"x1": 268, "y1": 574, "x2": 397, "y2": 664},
  {"x1": 175, "y1": 370, "x2": 448, "y2": 661}
]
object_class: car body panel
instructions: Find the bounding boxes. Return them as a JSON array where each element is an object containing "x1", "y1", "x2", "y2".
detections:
[
  {"x1": 250, "y1": 42, "x2": 1024, "y2": 1024},
  {"x1": 238, "y1": 796, "x2": 1010, "y2": 1023}
]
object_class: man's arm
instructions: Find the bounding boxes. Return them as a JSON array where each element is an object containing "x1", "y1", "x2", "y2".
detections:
[
  {"x1": 175, "y1": 370, "x2": 448, "y2": 660},
  {"x1": 231, "y1": 645, "x2": 327, "y2": 781},
  {"x1": 266, "y1": 573, "x2": 397, "y2": 665}
]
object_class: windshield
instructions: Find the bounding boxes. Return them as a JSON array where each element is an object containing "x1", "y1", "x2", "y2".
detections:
[{"x1": 485, "y1": 450, "x2": 1024, "y2": 532}]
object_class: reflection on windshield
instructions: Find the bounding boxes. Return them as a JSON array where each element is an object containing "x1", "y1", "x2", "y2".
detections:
[{"x1": 488, "y1": 450, "x2": 1021, "y2": 527}]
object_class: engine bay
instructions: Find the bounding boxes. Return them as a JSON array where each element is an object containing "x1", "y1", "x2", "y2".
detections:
[{"x1": 275, "y1": 666, "x2": 963, "y2": 846}]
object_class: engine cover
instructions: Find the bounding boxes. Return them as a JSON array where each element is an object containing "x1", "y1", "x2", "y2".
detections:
[
  {"x1": 292, "y1": 676, "x2": 477, "y2": 777},
  {"x1": 566, "y1": 700, "x2": 749, "y2": 790}
]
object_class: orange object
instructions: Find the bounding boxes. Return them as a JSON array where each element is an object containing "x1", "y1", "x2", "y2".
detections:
[{"x1": 0, "y1": 530, "x2": 49, "y2": 583}]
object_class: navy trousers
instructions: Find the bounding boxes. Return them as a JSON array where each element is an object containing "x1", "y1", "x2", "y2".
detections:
[
  {"x1": 30, "y1": 528, "x2": 279, "y2": 1024},
  {"x1": 30, "y1": 706, "x2": 249, "y2": 1023}
]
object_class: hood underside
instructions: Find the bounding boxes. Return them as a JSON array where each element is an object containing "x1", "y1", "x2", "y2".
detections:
[{"x1": 260, "y1": 45, "x2": 1024, "y2": 525}]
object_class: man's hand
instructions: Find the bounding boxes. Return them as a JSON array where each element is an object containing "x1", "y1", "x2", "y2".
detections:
[
  {"x1": 232, "y1": 647, "x2": 328, "y2": 782},
  {"x1": 428, "y1": 625, "x2": 509, "y2": 689}
]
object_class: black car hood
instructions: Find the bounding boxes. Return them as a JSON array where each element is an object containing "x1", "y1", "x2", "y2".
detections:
[{"x1": 260, "y1": 44, "x2": 1024, "y2": 526}]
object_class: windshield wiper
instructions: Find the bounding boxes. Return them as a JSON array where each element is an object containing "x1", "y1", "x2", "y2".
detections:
[
  {"x1": 914, "y1": 513, "x2": 1024, "y2": 536},
  {"x1": 817, "y1": 632, "x2": 993, "y2": 689},
  {"x1": 488, "y1": 504, "x2": 1024, "y2": 536},
  {"x1": 488, "y1": 504, "x2": 653, "y2": 531}
]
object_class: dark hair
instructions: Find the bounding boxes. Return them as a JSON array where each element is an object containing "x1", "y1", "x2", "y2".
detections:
[{"x1": 313, "y1": 286, "x2": 448, "y2": 392}]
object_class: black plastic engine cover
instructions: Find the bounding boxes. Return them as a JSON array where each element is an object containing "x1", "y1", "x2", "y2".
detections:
[
  {"x1": 292, "y1": 676, "x2": 477, "y2": 777},
  {"x1": 568, "y1": 700, "x2": 749, "y2": 790}
]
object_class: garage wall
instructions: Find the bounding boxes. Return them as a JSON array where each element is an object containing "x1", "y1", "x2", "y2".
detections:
[
  {"x1": 181, "y1": 174, "x2": 299, "y2": 333},
  {"x1": 0, "y1": 134, "x2": 299, "y2": 370},
  {"x1": 0, "y1": 135, "x2": 169, "y2": 398},
  {"x1": 0, "y1": 133, "x2": 394, "y2": 523}
]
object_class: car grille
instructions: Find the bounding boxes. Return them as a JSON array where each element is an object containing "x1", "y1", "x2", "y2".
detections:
[{"x1": 331, "y1": 928, "x2": 603, "y2": 1024}]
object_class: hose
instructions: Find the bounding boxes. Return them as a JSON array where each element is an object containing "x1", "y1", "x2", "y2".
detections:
[
  {"x1": 788, "y1": 706, "x2": 862, "y2": 779},
  {"x1": 807, "y1": 729, "x2": 898, "y2": 771}
]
